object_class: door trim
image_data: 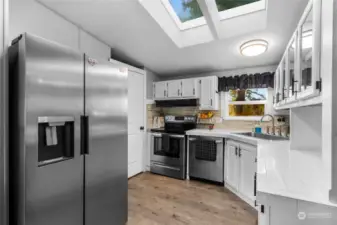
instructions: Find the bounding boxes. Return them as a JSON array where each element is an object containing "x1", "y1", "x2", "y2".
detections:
[
  {"x1": 109, "y1": 59, "x2": 147, "y2": 172},
  {"x1": 0, "y1": 1, "x2": 9, "y2": 225}
]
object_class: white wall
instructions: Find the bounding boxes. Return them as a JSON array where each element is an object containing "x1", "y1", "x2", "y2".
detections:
[
  {"x1": 79, "y1": 30, "x2": 110, "y2": 59},
  {"x1": 9, "y1": 0, "x2": 111, "y2": 59}
]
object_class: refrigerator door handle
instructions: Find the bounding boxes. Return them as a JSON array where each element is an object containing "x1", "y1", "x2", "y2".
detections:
[{"x1": 81, "y1": 115, "x2": 89, "y2": 155}]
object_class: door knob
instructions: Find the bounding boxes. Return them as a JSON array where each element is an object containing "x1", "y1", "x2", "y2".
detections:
[{"x1": 140, "y1": 126, "x2": 144, "y2": 131}]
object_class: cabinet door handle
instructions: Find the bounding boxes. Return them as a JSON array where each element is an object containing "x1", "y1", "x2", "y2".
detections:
[
  {"x1": 189, "y1": 137, "x2": 197, "y2": 142},
  {"x1": 193, "y1": 88, "x2": 195, "y2": 95},
  {"x1": 254, "y1": 172, "x2": 257, "y2": 197},
  {"x1": 153, "y1": 84, "x2": 156, "y2": 98},
  {"x1": 235, "y1": 147, "x2": 238, "y2": 156},
  {"x1": 178, "y1": 89, "x2": 180, "y2": 96},
  {"x1": 210, "y1": 99, "x2": 213, "y2": 106},
  {"x1": 215, "y1": 140, "x2": 223, "y2": 144},
  {"x1": 164, "y1": 90, "x2": 166, "y2": 97},
  {"x1": 238, "y1": 148, "x2": 241, "y2": 157}
]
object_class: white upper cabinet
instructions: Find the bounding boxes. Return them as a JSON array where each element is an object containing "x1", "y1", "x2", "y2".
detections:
[
  {"x1": 167, "y1": 80, "x2": 181, "y2": 98},
  {"x1": 274, "y1": 0, "x2": 322, "y2": 109},
  {"x1": 153, "y1": 77, "x2": 217, "y2": 106},
  {"x1": 153, "y1": 81, "x2": 167, "y2": 99},
  {"x1": 199, "y1": 76, "x2": 219, "y2": 110},
  {"x1": 287, "y1": 33, "x2": 297, "y2": 102},
  {"x1": 297, "y1": 0, "x2": 321, "y2": 99},
  {"x1": 181, "y1": 78, "x2": 198, "y2": 98}
]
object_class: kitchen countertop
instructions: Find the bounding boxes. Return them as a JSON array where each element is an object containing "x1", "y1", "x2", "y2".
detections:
[
  {"x1": 186, "y1": 129, "x2": 286, "y2": 145},
  {"x1": 186, "y1": 128, "x2": 337, "y2": 207}
]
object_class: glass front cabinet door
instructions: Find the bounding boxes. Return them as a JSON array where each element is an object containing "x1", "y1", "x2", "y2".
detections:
[
  {"x1": 274, "y1": 0, "x2": 321, "y2": 109},
  {"x1": 286, "y1": 32, "x2": 298, "y2": 103},
  {"x1": 297, "y1": 0, "x2": 321, "y2": 99}
]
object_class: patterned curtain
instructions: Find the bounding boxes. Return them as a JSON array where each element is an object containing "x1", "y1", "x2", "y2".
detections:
[{"x1": 218, "y1": 72, "x2": 275, "y2": 92}]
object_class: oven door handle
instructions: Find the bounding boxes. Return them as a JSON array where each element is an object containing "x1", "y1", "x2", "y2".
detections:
[
  {"x1": 215, "y1": 140, "x2": 223, "y2": 144},
  {"x1": 168, "y1": 134, "x2": 185, "y2": 139},
  {"x1": 189, "y1": 137, "x2": 197, "y2": 142},
  {"x1": 152, "y1": 133, "x2": 162, "y2": 138}
]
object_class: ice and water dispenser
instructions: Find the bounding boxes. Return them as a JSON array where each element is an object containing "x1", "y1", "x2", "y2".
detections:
[{"x1": 38, "y1": 116, "x2": 75, "y2": 166}]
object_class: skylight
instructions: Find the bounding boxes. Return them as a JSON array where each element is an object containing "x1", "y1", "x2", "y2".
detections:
[
  {"x1": 162, "y1": 0, "x2": 206, "y2": 30},
  {"x1": 216, "y1": 0, "x2": 266, "y2": 20},
  {"x1": 169, "y1": 0, "x2": 203, "y2": 22},
  {"x1": 215, "y1": 0, "x2": 260, "y2": 12}
]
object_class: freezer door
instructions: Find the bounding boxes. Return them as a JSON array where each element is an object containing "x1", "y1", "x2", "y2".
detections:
[
  {"x1": 10, "y1": 33, "x2": 84, "y2": 225},
  {"x1": 84, "y1": 55, "x2": 128, "y2": 225}
]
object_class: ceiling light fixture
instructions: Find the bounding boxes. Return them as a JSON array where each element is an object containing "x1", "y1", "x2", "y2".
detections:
[{"x1": 240, "y1": 39, "x2": 268, "y2": 57}]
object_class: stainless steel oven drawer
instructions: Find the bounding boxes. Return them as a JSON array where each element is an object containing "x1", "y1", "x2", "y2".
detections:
[{"x1": 150, "y1": 162, "x2": 186, "y2": 180}]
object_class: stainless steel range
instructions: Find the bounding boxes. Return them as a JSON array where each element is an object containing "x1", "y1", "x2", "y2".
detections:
[{"x1": 150, "y1": 115, "x2": 196, "y2": 179}]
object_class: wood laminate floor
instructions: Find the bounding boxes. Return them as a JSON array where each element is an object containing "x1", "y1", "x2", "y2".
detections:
[{"x1": 128, "y1": 173, "x2": 258, "y2": 225}]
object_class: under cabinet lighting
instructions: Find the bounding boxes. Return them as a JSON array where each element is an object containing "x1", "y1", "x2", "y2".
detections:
[{"x1": 240, "y1": 39, "x2": 268, "y2": 57}]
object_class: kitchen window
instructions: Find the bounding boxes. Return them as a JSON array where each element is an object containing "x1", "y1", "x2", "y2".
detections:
[{"x1": 221, "y1": 88, "x2": 273, "y2": 120}]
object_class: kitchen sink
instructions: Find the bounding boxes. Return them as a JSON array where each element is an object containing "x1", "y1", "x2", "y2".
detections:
[{"x1": 235, "y1": 132, "x2": 289, "y2": 141}]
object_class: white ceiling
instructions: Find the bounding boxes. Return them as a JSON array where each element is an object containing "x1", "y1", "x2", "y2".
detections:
[{"x1": 39, "y1": 0, "x2": 308, "y2": 76}]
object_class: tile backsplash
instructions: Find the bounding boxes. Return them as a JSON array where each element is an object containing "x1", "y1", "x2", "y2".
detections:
[{"x1": 147, "y1": 103, "x2": 289, "y2": 132}]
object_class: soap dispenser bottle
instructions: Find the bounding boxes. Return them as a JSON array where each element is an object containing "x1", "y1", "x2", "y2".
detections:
[{"x1": 254, "y1": 121, "x2": 262, "y2": 134}]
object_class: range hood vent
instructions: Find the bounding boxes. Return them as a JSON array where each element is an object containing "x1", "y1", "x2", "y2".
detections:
[{"x1": 155, "y1": 99, "x2": 198, "y2": 108}]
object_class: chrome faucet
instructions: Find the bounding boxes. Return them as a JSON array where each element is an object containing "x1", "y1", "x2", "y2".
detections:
[{"x1": 260, "y1": 114, "x2": 275, "y2": 135}]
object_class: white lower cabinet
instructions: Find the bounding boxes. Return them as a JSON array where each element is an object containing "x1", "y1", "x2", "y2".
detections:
[
  {"x1": 257, "y1": 192, "x2": 337, "y2": 225},
  {"x1": 225, "y1": 140, "x2": 257, "y2": 206},
  {"x1": 225, "y1": 140, "x2": 239, "y2": 190},
  {"x1": 239, "y1": 143, "x2": 257, "y2": 204}
]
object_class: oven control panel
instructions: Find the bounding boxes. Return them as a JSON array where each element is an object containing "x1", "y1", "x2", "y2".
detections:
[{"x1": 165, "y1": 115, "x2": 196, "y2": 123}]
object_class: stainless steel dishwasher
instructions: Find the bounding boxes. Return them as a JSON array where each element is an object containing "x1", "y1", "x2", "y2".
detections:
[{"x1": 189, "y1": 136, "x2": 224, "y2": 183}]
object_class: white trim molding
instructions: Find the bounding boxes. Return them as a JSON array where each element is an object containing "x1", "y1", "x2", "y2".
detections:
[{"x1": 0, "y1": 0, "x2": 9, "y2": 224}]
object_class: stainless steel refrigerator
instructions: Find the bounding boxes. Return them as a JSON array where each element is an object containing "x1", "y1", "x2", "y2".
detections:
[{"x1": 9, "y1": 33, "x2": 128, "y2": 225}]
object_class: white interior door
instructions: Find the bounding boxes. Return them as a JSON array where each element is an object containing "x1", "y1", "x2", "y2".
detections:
[{"x1": 128, "y1": 70, "x2": 145, "y2": 178}]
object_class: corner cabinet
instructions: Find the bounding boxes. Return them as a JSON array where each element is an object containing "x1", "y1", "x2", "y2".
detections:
[
  {"x1": 274, "y1": 0, "x2": 322, "y2": 109},
  {"x1": 153, "y1": 76, "x2": 219, "y2": 110},
  {"x1": 225, "y1": 140, "x2": 257, "y2": 206},
  {"x1": 199, "y1": 76, "x2": 219, "y2": 110}
]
